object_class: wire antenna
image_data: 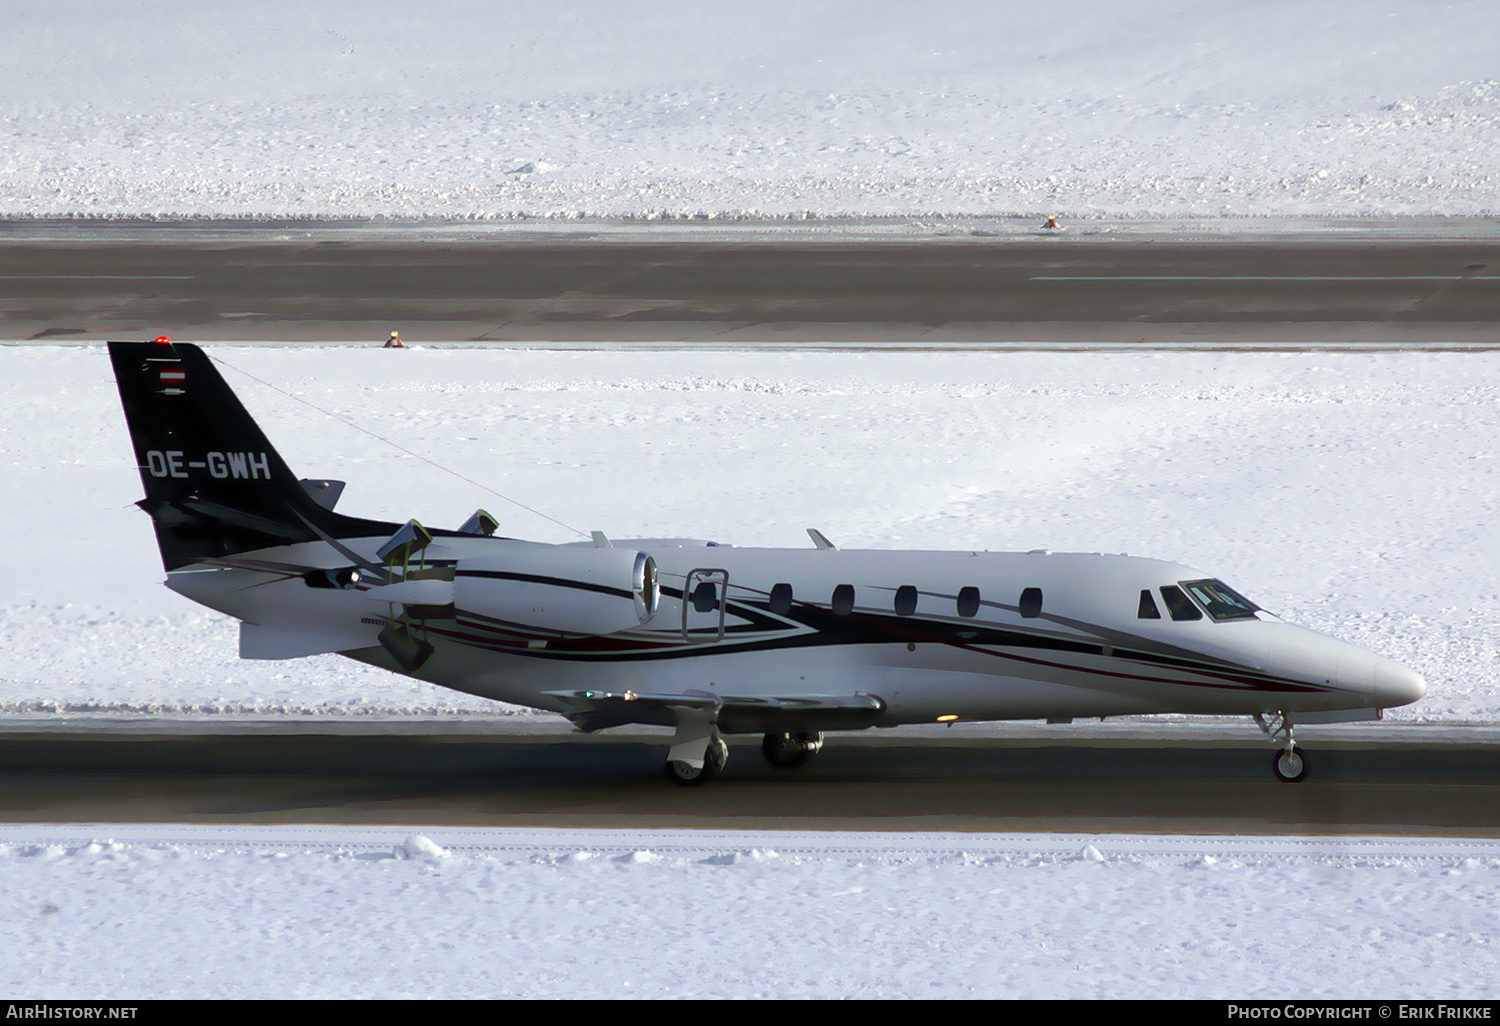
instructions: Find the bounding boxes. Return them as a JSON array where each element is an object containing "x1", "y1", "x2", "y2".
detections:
[{"x1": 210, "y1": 352, "x2": 587, "y2": 538}]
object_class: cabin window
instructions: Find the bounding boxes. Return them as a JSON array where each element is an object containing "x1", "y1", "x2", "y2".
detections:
[
  {"x1": 957, "y1": 587, "x2": 981, "y2": 618},
  {"x1": 1019, "y1": 587, "x2": 1043, "y2": 618},
  {"x1": 1159, "y1": 585, "x2": 1202, "y2": 622},
  {"x1": 692, "y1": 581, "x2": 719, "y2": 613},
  {"x1": 894, "y1": 585, "x2": 918, "y2": 616},
  {"x1": 769, "y1": 582, "x2": 793, "y2": 616},
  {"x1": 1138, "y1": 589, "x2": 1161, "y2": 619},
  {"x1": 832, "y1": 584, "x2": 855, "y2": 616},
  {"x1": 1182, "y1": 579, "x2": 1261, "y2": 621}
]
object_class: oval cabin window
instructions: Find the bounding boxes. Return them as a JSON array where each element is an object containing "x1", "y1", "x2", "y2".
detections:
[
  {"x1": 1019, "y1": 587, "x2": 1043, "y2": 618},
  {"x1": 832, "y1": 584, "x2": 855, "y2": 616},
  {"x1": 894, "y1": 585, "x2": 918, "y2": 616},
  {"x1": 957, "y1": 587, "x2": 981, "y2": 618}
]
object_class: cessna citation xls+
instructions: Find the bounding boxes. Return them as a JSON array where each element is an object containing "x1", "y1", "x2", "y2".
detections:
[{"x1": 109, "y1": 340, "x2": 1425, "y2": 785}]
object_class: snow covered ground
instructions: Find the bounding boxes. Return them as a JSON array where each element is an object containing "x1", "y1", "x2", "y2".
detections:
[
  {"x1": 4, "y1": 343, "x2": 1497, "y2": 721},
  {"x1": 5, "y1": 0, "x2": 1499, "y2": 999},
  {"x1": 3, "y1": 0, "x2": 1498, "y2": 220},
  {"x1": 1, "y1": 825, "x2": 1496, "y2": 999},
  {"x1": 4, "y1": 342, "x2": 1497, "y2": 996}
]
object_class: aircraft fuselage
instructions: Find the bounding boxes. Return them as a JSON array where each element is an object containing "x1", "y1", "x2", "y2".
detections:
[{"x1": 169, "y1": 535, "x2": 1424, "y2": 729}]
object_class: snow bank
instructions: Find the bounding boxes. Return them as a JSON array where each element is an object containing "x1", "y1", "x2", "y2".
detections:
[
  {"x1": 2, "y1": 1, "x2": 1497, "y2": 219},
  {"x1": 0, "y1": 825, "x2": 1495, "y2": 999}
]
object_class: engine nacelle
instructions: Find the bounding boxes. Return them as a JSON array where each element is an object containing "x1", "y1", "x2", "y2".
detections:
[{"x1": 454, "y1": 546, "x2": 658, "y2": 638}]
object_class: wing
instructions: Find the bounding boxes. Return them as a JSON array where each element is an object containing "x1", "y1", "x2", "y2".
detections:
[{"x1": 543, "y1": 688, "x2": 885, "y2": 734}]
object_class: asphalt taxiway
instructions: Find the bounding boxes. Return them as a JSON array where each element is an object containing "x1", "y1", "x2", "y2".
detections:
[
  {"x1": 2, "y1": 226, "x2": 1497, "y2": 345},
  {"x1": 1, "y1": 719, "x2": 1495, "y2": 835}
]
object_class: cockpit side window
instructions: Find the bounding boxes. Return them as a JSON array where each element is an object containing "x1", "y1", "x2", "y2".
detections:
[
  {"x1": 1159, "y1": 585, "x2": 1202, "y2": 622},
  {"x1": 1182, "y1": 579, "x2": 1261, "y2": 621},
  {"x1": 1137, "y1": 589, "x2": 1161, "y2": 619}
]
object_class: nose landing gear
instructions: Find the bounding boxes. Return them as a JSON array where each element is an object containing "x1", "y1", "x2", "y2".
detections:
[
  {"x1": 1272, "y1": 746, "x2": 1308, "y2": 783},
  {"x1": 1255, "y1": 711, "x2": 1309, "y2": 783}
]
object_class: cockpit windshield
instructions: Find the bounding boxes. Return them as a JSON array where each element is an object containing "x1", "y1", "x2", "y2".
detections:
[{"x1": 1181, "y1": 579, "x2": 1261, "y2": 621}]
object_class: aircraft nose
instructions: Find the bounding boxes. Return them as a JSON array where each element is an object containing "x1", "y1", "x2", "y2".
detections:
[{"x1": 1373, "y1": 658, "x2": 1426, "y2": 708}]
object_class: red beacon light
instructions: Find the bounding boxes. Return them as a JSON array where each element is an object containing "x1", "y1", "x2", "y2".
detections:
[{"x1": 153, "y1": 336, "x2": 171, "y2": 344}]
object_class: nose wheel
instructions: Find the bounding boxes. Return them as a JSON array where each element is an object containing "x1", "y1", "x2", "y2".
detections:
[
  {"x1": 1255, "y1": 711, "x2": 1309, "y2": 784},
  {"x1": 1272, "y1": 747, "x2": 1308, "y2": 783}
]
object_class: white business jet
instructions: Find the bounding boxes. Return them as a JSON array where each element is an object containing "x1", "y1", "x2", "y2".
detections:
[{"x1": 109, "y1": 340, "x2": 1425, "y2": 785}]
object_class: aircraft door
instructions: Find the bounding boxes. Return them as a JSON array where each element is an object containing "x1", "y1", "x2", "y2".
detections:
[{"x1": 681, "y1": 568, "x2": 729, "y2": 642}]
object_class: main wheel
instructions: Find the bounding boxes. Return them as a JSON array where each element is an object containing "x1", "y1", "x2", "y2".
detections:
[
  {"x1": 762, "y1": 731, "x2": 822, "y2": 769},
  {"x1": 667, "y1": 736, "x2": 729, "y2": 787},
  {"x1": 1272, "y1": 748, "x2": 1308, "y2": 783},
  {"x1": 666, "y1": 758, "x2": 716, "y2": 787}
]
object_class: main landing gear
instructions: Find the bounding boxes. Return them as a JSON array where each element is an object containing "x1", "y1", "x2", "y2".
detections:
[
  {"x1": 666, "y1": 735, "x2": 728, "y2": 787},
  {"x1": 664, "y1": 728, "x2": 828, "y2": 785},
  {"x1": 1255, "y1": 711, "x2": 1309, "y2": 783},
  {"x1": 663, "y1": 707, "x2": 729, "y2": 787},
  {"x1": 761, "y1": 731, "x2": 825, "y2": 769}
]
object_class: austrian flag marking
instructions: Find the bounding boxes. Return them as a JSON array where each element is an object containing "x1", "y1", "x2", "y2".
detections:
[{"x1": 159, "y1": 365, "x2": 186, "y2": 391}]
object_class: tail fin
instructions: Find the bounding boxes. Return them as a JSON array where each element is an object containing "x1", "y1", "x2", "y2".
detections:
[{"x1": 109, "y1": 340, "x2": 399, "y2": 570}]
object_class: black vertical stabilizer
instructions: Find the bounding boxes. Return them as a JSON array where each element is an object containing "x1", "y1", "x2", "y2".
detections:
[{"x1": 109, "y1": 340, "x2": 401, "y2": 570}]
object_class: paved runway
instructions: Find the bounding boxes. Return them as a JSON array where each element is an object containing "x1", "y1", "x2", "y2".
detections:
[
  {"x1": 2, "y1": 721, "x2": 1496, "y2": 835},
  {"x1": 2, "y1": 228, "x2": 1497, "y2": 345}
]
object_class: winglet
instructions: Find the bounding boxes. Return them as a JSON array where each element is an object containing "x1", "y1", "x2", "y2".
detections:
[
  {"x1": 807, "y1": 528, "x2": 837, "y2": 551},
  {"x1": 592, "y1": 530, "x2": 612, "y2": 548}
]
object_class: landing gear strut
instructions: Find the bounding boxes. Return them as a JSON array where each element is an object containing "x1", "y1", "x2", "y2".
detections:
[
  {"x1": 761, "y1": 731, "x2": 824, "y2": 769},
  {"x1": 1255, "y1": 711, "x2": 1309, "y2": 783},
  {"x1": 662, "y1": 706, "x2": 728, "y2": 786}
]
